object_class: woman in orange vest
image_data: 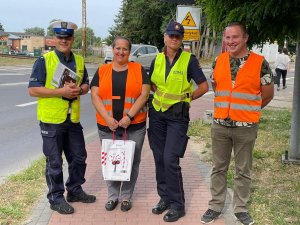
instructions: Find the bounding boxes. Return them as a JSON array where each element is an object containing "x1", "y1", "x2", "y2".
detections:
[{"x1": 90, "y1": 37, "x2": 150, "y2": 212}]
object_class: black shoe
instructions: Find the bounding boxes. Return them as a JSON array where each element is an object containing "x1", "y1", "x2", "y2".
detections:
[
  {"x1": 152, "y1": 199, "x2": 170, "y2": 214},
  {"x1": 67, "y1": 191, "x2": 96, "y2": 203},
  {"x1": 105, "y1": 200, "x2": 118, "y2": 211},
  {"x1": 50, "y1": 201, "x2": 74, "y2": 214},
  {"x1": 163, "y1": 209, "x2": 185, "y2": 222},
  {"x1": 234, "y1": 212, "x2": 254, "y2": 225},
  {"x1": 201, "y1": 209, "x2": 221, "y2": 224},
  {"x1": 121, "y1": 200, "x2": 132, "y2": 212}
]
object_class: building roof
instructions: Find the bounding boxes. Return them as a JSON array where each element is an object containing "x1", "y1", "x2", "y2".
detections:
[
  {"x1": 8, "y1": 33, "x2": 21, "y2": 40},
  {"x1": 6, "y1": 32, "x2": 44, "y2": 37}
]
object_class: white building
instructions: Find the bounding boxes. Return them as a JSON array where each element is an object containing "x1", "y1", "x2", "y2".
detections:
[{"x1": 251, "y1": 42, "x2": 279, "y2": 66}]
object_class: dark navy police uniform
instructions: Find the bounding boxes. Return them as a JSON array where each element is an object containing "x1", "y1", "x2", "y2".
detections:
[
  {"x1": 148, "y1": 49, "x2": 207, "y2": 211},
  {"x1": 28, "y1": 49, "x2": 89, "y2": 204}
]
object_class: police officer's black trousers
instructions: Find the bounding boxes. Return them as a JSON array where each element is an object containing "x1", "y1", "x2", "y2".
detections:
[
  {"x1": 148, "y1": 106, "x2": 189, "y2": 211},
  {"x1": 40, "y1": 116, "x2": 87, "y2": 204}
]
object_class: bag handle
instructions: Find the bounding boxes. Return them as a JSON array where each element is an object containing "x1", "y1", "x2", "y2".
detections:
[
  {"x1": 124, "y1": 129, "x2": 127, "y2": 142},
  {"x1": 111, "y1": 129, "x2": 127, "y2": 143}
]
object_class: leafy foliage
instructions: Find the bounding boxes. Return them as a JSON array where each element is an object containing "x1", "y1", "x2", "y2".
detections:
[
  {"x1": 24, "y1": 27, "x2": 45, "y2": 36},
  {"x1": 106, "y1": 0, "x2": 177, "y2": 49},
  {"x1": 196, "y1": 0, "x2": 300, "y2": 45}
]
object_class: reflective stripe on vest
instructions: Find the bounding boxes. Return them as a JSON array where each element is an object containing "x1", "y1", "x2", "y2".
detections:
[
  {"x1": 151, "y1": 51, "x2": 192, "y2": 112},
  {"x1": 213, "y1": 52, "x2": 263, "y2": 122},
  {"x1": 37, "y1": 51, "x2": 84, "y2": 124},
  {"x1": 96, "y1": 62, "x2": 147, "y2": 126}
]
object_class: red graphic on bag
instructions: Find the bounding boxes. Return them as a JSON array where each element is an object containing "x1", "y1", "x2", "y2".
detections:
[
  {"x1": 109, "y1": 153, "x2": 121, "y2": 172},
  {"x1": 101, "y1": 152, "x2": 107, "y2": 165}
]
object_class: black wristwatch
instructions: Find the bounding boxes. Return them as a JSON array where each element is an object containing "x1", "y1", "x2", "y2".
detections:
[
  {"x1": 79, "y1": 87, "x2": 83, "y2": 95},
  {"x1": 126, "y1": 113, "x2": 134, "y2": 121}
]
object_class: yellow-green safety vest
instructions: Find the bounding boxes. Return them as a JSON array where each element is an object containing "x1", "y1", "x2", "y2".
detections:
[
  {"x1": 37, "y1": 51, "x2": 84, "y2": 124},
  {"x1": 151, "y1": 51, "x2": 193, "y2": 112}
]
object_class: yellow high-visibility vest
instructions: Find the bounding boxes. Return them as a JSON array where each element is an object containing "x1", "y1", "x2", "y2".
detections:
[
  {"x1": 151, "y1": 51, "x2": 193, "y2": 112},
  {"x1": 37, "y1": 51, "x2": 84, "y2": 123}
]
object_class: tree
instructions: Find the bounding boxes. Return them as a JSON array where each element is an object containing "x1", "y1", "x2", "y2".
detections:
[
  {"x1": 196, "y1": 0, "x2": 299, "y2": 46},
  {"x1": 106, "y1": 0, "x2": 177, "y2": 49},
  {"x1": 197, "y1": 0, "x2": 300, "y2": 161},
  {"x1": 24, "y1": 27, "x2": 45, "y2": 36},
  {"x1": 73, "y1": 27, "x2": 95, "y2": 49},
  {"x1": 0, "y1": 23, "x2": 4, "y2": 31}
]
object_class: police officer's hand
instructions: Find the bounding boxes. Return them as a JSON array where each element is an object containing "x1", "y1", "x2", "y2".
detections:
[
  {"x1": 107, "y1": 117, "x2": 119, "y2": 132},
  {"x1": 62, "y1": 82, "x2": 80, "y2": 99},
  {"x1": 118, "y1": 116, "x2": 131, "y2": 129}
]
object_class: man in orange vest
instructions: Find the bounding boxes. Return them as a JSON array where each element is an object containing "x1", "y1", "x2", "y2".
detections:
[{"x1": 201, "y1": 22, "x2": 274, "y2": 225}]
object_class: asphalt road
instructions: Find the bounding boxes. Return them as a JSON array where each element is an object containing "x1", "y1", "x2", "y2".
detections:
[{"x1": 0, "y1": 64, "x2": 99, "y2": 184}]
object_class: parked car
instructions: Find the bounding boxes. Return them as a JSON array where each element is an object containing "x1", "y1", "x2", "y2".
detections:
[
  {"x1": 26, "y1": 52, "x2": 34, "y2": 57},
  {"x1": 104, "y1": 51, "x2": 113, "y2": 64},
  {"x1": 104, "y1": 44, "x2": 159, "y2": 70},
  {"x1": 8, "y1": 50, "x2": 17, "y2": 55}
]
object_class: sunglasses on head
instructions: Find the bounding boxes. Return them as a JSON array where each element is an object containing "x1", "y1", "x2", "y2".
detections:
[{"x1": 168, "y1": 34, "x2": 182, "y2": 40}]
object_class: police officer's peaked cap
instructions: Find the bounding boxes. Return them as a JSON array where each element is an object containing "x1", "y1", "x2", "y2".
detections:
[
  {"x1": 51, "y1": 20, "x2": 78, "y2": 37},
  {"x1": 165, "y1": 21, "x2": 184, "y2": 38}
]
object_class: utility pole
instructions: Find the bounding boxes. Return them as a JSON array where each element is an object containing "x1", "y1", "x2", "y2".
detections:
[
  {"x1": 82, "y1": 0, "x2": 87, "y2": 58},
  {"x1": 282, "y1": 27, "x2": 300, "y2": 164}
]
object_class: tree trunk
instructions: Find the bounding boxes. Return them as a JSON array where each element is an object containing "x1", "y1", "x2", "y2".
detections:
[
  {"x1": 204, "y1": 26, "x2": 210, "y2": 57},
  {"x1": 208, "y1": 28, "x2": 216, "y2": 57},
  {"x1": 197, "y1": 24, "x2": 207, "y2": 59}
]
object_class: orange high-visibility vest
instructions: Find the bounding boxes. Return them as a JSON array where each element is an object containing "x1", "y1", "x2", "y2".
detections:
[
  {"x1": 96, "y1": 62, "x2": 147, "y2": 126},
  {"x1": 213, "y1": 52, "x2": 264, "y2": 123}
]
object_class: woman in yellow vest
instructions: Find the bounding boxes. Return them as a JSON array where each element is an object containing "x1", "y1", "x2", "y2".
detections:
[
  {"x1": 148, "y1": 21, "x2": 208, "y2": 222},
  {"x1": 90, "y1": 37, "x2": 150, "y2": 212}
]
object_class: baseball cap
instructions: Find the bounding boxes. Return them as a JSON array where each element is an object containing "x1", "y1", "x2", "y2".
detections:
[
  {"x1": 165, "y1": 21, "x2": 184, "y2": 38},
  {"x1": 51, "y1": 21, "x2": 78, "y2": 37}
]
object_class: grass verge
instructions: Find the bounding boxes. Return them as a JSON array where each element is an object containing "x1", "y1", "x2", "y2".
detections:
[
  {"x1": 0, "y1": 57, "x2": 36, "y2": 66},
  {"x1": 188, "y1": 109, "x2": 300, "y2": 225},
  {"x1": 0, "y1": 157, "x2": 46, "y2": 225}
]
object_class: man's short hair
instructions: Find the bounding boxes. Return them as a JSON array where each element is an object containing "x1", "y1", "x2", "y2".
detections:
[{"x1": 226, "y1": 22, "x2": 248, "y2": 36}]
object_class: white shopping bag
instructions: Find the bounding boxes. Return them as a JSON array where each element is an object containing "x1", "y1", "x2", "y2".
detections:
[{"x1": 101, "y1": 139, "x2": 136, "y2": 181}]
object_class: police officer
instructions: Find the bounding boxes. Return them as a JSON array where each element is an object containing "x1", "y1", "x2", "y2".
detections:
[
  {"x1": 148, "y1": 21, "x2": 209, "y2": 222},
  {"x1": 28, "y1": 20, "x2": 96, "y2": 214}
]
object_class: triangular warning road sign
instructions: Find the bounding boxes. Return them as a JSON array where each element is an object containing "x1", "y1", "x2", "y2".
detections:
[{"x1": 181, "y1": 12, "x2": 196, "y2": 27}]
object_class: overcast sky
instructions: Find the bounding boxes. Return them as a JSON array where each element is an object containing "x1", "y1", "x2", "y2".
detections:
[{"x1": 0, "y1": 0, "x2": 122, "y2": 38}]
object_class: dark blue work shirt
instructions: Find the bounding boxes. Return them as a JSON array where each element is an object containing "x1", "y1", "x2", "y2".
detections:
[
  {"x1": 149, "y1": 48, "x2": 207, "y2": 85},
  {"x1": 28, "y1": 49, "x2": 89, "y2": 87}
]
